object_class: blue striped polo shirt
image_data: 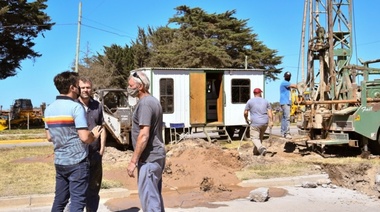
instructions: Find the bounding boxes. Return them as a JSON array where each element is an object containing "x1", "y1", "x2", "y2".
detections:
[{"x1": 44, "y1": 96, "x2": 89, "y2": 165}]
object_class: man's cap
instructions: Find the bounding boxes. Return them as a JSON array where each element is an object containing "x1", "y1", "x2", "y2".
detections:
[
  {"x1": 253, "y1": 88, "x2": 263, "y2": 93},
  {"x1": 284, "y1": 71, "x2": 291, "y2": 77}
]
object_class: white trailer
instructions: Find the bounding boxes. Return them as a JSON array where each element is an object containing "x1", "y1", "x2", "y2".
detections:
[{"x1": 137, "y1": 67, "x2": 265, "y2": 143}]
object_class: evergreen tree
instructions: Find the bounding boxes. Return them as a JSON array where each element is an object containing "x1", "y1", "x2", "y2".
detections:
[
  {"x1": 0, "y1": 0, "x2": 54, "y2": 79},
  {"x1": 78, "y1": 44, "x2": 134, "y2": 89},
  {"x1": 133, "y1": 6, "x2": 282, "y2": 81}
]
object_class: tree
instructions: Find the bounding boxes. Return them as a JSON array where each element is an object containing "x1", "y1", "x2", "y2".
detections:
[
  {"x1": 134, "y1": 6, "x2": 282, "y2": 81},
  {"x1": 78, "y1": 44, "x2": 134, "y2": 89},
  {"x1": 0, "y1": 0, "x2": 54, "y2": 79},
  {"x1": 131, "y1": 27, "x2": 151, "y2": 68}
]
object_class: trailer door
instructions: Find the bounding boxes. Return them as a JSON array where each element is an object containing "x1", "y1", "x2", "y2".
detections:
[{"x1": 190, "y1": 72, "x2": 206, "y2": 125}]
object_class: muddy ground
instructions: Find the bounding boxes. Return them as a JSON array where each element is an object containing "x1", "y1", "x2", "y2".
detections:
[{"x1": 101, "y1": 136, "x2": 380, "y2": 209}]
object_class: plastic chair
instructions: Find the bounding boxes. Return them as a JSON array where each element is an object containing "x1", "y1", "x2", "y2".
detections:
[{"x1": 169, "y1": 123, "x2": 188, "y2": 144}]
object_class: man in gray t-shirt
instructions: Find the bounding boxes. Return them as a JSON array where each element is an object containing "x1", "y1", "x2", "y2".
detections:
[
  {"x1": 127, "y1": 70, "x2": 166, "y2": 212},
  {"x1": 244, "y1": 88, "x2": 274, "y2": 156}
]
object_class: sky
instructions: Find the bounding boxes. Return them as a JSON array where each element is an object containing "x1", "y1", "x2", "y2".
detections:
[{"x1": 1, "y1": 0, "x2": 380, "y2": 110}]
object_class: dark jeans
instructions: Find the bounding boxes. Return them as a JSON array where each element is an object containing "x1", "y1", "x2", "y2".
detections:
[
  {"x1": 51, "y1": 159, "x2": 89, "y2": 212},
  {"x1": 86, "y1": 151, "x2": 103, "y2": 212}
]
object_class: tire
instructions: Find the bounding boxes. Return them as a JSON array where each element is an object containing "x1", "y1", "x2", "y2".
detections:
[{"x1": 369, "y1": 129, "x2": 380, "y2": 155}]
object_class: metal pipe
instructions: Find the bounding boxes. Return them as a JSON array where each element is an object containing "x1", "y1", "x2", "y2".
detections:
[{"x1": 299, "y1": 98, "x2": 380, "y2": 105}]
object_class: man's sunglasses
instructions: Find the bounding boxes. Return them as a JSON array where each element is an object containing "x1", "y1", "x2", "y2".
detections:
[{"x1": 133, "y1": 72, "x2": 144, "y2": 86}]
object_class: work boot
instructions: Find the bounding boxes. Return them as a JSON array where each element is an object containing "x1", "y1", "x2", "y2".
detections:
[
  {"x1": 284, "y1": 134, "x2": 292, "y2": 139},
  {"x1": 253, "y1": 146, "x2": 259, "y2": 155},
  {"x1": 259, "y1": 147, "x2": 267, "y2": 156}
]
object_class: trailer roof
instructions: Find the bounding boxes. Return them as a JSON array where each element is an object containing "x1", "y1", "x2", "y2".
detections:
[{"x1": 137, "y1": 67, "x2": 265, "y2": 72}]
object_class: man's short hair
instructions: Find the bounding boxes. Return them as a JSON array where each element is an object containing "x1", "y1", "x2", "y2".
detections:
[
  {"x1": 284, "y1": 71, "x2": 291, "y2": 77},
  {"x1": 54, "y1": 71, "x2": 79, "y2": 94},
  {"x1": 284, "y1": 71, "x2": 291, "y2": 81}
]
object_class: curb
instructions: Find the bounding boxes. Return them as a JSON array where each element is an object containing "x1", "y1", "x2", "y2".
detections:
[
  {"x1": 0, "y1": 139, "x2": 47, "y2": 144},
  {"x1": 238, "y1": 174, "x2": 329, "y2": 187},
  {"x1": 0, "y1": 188, "x2": 130, "y2": 210}
]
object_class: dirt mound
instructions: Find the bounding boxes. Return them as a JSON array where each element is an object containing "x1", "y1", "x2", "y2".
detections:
[
  {"x1": 164, "y1": 139, "x2": 243, "y2": 190},
  {"x1": 321, "y1": 163, "x2": 380, "y2": 197},
  {"x1": 103, "y1": 139, "x2": 245, "y2": 192}
]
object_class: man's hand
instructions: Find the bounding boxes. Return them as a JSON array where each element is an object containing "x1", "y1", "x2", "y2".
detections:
[
  {"x1": 268, "y1": 121, "x2": 274, "y2": 128},
  {"x1": 246, "y1": 119, "x2": 251, "y2": 125},
  {"x1": 127, "y1": 161, "x2": 137, "y2": 178},
  {"x1": 91, "y1": 125, "x2": 103, "y2": 138}
]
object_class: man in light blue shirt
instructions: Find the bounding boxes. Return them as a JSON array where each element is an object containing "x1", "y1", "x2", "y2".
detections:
[{"x1": 279, "y1": 71, "x2": 297, "y2": 139}]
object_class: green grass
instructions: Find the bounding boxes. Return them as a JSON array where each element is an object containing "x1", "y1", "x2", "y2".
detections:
[
  {"x1": 0, "y1": 146, "x2": 56, "y2": 196},
  {"x1": 0, "y1": 128, "x2": 45, "y2": 135},
  {"x1": 0, "y1": 129, "x2": 46, "y2": 140},
  {"x1": 0, "y1": 145, "x2": 128, "y2": 197},
  {"x1": 236, "y1": 162, "x2": 317, "y2": 180}
]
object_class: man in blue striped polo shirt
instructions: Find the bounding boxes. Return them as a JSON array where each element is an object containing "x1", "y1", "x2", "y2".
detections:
[{"x1": 44, "y1": 71, "x2": 103, "y2": 212}]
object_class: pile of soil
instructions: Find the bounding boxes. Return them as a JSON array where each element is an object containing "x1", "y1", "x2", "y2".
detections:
[{"x1": 103, "y1": 139, "x2": 248, "y2": 193}]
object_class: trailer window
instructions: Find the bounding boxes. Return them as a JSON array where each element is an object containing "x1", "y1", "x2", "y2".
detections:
[
  {"x1": 160, "y1": 78, "x2": 174, "y2": 113},
  {"x1": 231, "y1": 79, "x2": 250, "y2": 103}
]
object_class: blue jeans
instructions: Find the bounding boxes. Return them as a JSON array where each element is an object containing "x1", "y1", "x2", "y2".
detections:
[
  {"x1": 281, "y1": 104, "x2": 291, "y2": 136},
  {"x1": 86, "y1": 152, "x2": 103, "y2": 212},
  {"x1": 51, "y1": 159, "x2": 89, "y2": 212}
]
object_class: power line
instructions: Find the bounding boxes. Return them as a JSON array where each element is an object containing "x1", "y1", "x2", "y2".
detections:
[
  {"x1": 81, "y1": 23, "x2": 134, "y2": 39},
  {"x1": 81, "y1": 16, "x2": 135, "y2": 39},
  {"x1": 0, "y1": 22, "x2": 136, "y2": 39},
  {"x1": 82, "y1": 17, "x2": 131, "y2": 35}
]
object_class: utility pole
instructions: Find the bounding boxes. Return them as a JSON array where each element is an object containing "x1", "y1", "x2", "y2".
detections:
[{"x1": 75, "y1": 2, "x2": 82, "y2": 72}]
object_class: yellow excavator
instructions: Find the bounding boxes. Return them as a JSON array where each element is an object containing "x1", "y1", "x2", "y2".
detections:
[{"x1": 0, "y1": 99, "x2": 45, "y2": 130}]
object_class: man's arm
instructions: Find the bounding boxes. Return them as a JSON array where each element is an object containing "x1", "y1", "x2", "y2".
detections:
[
  {"x1": 244, "y1": 110, "x2": 250, "y2": 124},
  {"x1": 99, "y1": 104, "x2": 106, "y2": 155},
  {"x1": 99, "y1": 126, "x2": 107, "y2": 156},
  {"x1": 268, "y1": 109, "x2": 274, "y2": 127},
  {"x1": 127, "y1": 125, "x2": 150, "y2": 178},
  {"x1": 45, "y1": 129, "x2": 52, "y2": 142}
]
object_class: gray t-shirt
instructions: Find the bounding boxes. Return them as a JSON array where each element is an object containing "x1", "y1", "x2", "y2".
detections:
[
  {"x1": 245, "y1": 97, "x2": 271, "y2": 127},
  {"x1": 132, "y1": 95, "x2": 166, "y2": 163}
]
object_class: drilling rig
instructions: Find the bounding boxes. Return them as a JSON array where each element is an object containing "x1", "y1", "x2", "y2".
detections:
[{"x1": 295, "y1": 0, "x2": 380, "y2": 155}]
